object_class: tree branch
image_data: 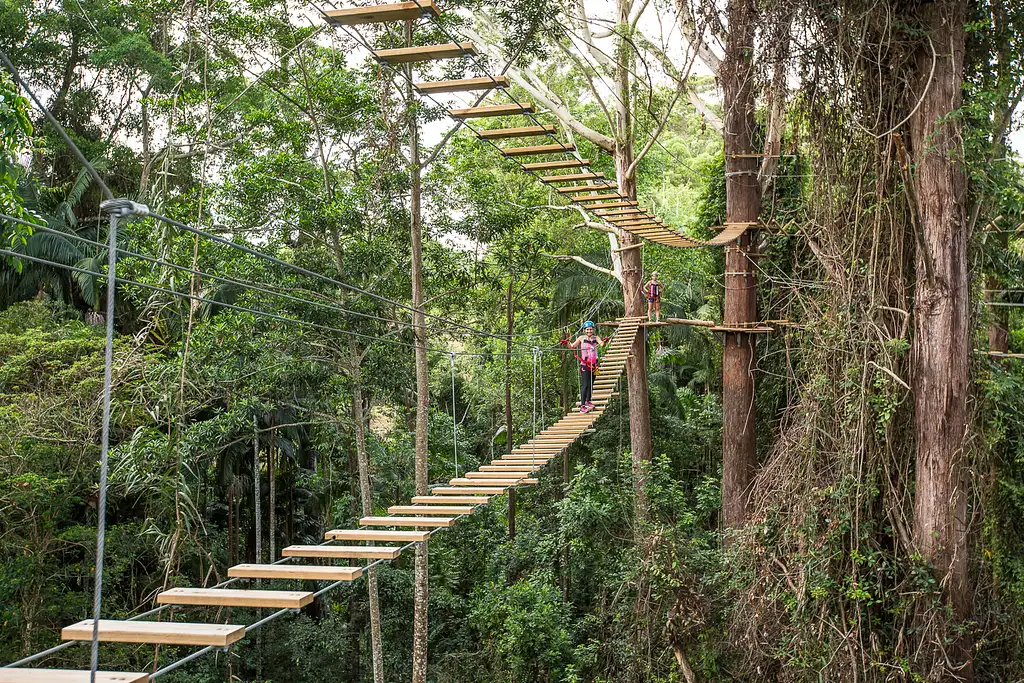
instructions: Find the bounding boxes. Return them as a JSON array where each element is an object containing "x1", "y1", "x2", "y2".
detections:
[
  {"x1": 464, "y1": 24, "x2": 615, "y2": 151},
  {"x1": 542, "y1": 252, "x2": 623, "y2": 283}
]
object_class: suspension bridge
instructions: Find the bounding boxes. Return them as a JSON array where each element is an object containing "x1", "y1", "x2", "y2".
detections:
[{"x1": 0, "y1": 0, "x2": 759, "y2": 679}]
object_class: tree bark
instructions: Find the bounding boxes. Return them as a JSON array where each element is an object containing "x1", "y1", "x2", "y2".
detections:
[
  {"x1": 613, "y1": 0, "x2": 654, "y2": 522},
  {"x1": 720, "y1": 0, "x2": 761, "y2": 529},
  {"x1": 908, "y1": 0, "x2": 972, "y2": 672},
  {"x1": 351, "y1": 352, "x2": 385, "y2": 683},
  {"x1": 407, "y1": 21, "x2": 430, "y2": 683}
]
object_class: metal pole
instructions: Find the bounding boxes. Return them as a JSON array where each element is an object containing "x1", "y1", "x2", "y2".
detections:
[{"x1": 89, "y1": 206, "x2": 119, "y2": 681}]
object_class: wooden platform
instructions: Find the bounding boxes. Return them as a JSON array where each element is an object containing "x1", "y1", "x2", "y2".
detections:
[
  {"x1": 411, "y1": 495, "x2": 491, "y2": 505},
  {"x1": 359, "y1": 516, "x2": 456, "y2": 528},
  {"x1": 157, "y1": 587, "x2": 313, "y2": 609},
  {"x1": 324, "y1": 529, "x2": 431, "y2": 542},
  {"x1": 324, "y1": 1, "x2": 440, "y2": 25},
  {"x1": 228, "y1": 564, "x2": 363, "y2": 581},
  {"x1": 388, "y1": 505, "x2": 475, "y2": 515},
  {"x1": 449, "y1": 103, "x2": 533, "y2": 119},
  {"x1": 375, "y1": 42, "x2": 477, "y2": 64},
  {"x1": 284, "y1": 545, "x2": 403, "y2": 559},
  {"x1": 415, "y1": 76, "x2": 507, "y2": 94},
  {"x1": 710, "y1": 325, "x2": 774, "y2": 333},
  {"x1": 0, "y1": 671, "x2": 149, "y2": 682},
  {"x1": 477, "y1": 125, "x2": 555, "y2": 139},
  {"x1": 62, "y1": 620, "x2": 244, "y2": 647},
  {"x1": 501, "y1": 143, "x2": 574, "y2": 156}
]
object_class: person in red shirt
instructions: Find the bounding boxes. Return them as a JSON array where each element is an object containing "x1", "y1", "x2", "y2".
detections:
[{"x1": 568, "y1": 321, "x2": 609, "y2": 412}]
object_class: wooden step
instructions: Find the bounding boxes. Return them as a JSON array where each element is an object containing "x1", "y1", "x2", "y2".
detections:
[
  {"x1": 432, "y1": 486, "x2": 508, "y2": 495},
  {"x1": 541, "y1": 172, "x2": 606, "y2": 182},
  {"x1": 228, "y1": 564, "x2": 363, "y2": 581},
  {"x1": 480, "y1": 465, "x2": 536, "y2": 471},
  {"x1": 359, "y1": 516, "x2": 456, "y2": 528},
  {"x1": 0, "y1": 671, "x2": 149, "y2": 682},
  {"x1": 388, "y1": 505, "x2": 475, "y2": 515},
  {"x1": 324, "y1": 1, "x2": 440, "y2": 25},
  {"x1": 157, "y1": 587, "x2": 313, "y2": 609},
  {"x1": 415, "y1": 76, "x2": 508, "y2": 94},
  {"x1": 556, "y1": 185, "x2": 617, "y2": 194},
  {"x1": 478, "y1": 125, "x2": 556, "y2": 139},
  {"x1": 411, "y1": 495, "x2": 491, "y2": 505},
  {"x1": 62, "y1": 620, "x2": 244, "y2": 647},
  {"x1": 596, "y1": 208, "x2": 644, "y2": 216},
  {"x1": 465, "y1": 471, "x2": 533, "y2": 479},
  {"x1": 324, "y1": 529, "x2": 431, "y2": 542},
  {"x1": 449, "y1": 103, "x2": 533, "y2": 119},
  {"x1": 522, "y1": 159, "x2": 590, "y2": 170},
  {"x1": 450, "y1": 477, "x2": 538, "y2": 486},
  {"x1": 283, "y1": 544, "x2": 403, "y2": 560},
  {"x1": 573, "y1": 193, "x2": 628, "y2": 202},
  {"x1": 582, "y1": 201, "x2": 636, "y2": 209},
  {"x1": 501, "y1": 143, "x2": 575, "y2": 157},
  {"x1": 375, "y1": 42, "x2": 477, "y2": 64}
]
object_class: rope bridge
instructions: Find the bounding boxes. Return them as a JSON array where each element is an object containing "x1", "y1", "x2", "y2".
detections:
[{"x1": 0, "y1": 318, "x2": 640, "y2": 681}]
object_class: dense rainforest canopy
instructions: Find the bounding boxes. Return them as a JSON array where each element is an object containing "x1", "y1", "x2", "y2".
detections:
[{"x1": 0, "y1": 0, "x2": 1023, "y2": 681}]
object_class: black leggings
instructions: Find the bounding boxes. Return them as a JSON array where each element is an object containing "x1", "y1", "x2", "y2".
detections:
[{"x1": 580, "y1": 367, "x2": 594, "y2": 405}]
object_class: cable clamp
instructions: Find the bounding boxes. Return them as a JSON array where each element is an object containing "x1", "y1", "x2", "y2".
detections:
[{"x1": 100, "y1": 199, "x2": 150, "y2": 217}]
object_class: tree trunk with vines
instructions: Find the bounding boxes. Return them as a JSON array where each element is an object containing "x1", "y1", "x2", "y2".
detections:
[
  {"x1": 908, "y1": 0, "x2": 972, "y2": 674},
  {"x1": 720, "y1": 0, "x2": 761, "y2": 529}
]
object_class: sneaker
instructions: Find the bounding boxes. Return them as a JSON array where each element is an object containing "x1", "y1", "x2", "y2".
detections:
[
  {"x1": 580, "y1": 403, "x2": 591, "y2": 413},
  {"x1": 585, "y1": 401, "x2": 595, "y2": 410}
]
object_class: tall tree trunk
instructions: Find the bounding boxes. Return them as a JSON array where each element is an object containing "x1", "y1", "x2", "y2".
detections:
[
  {"x1": 269, "y1": 418, "x2": 276, "y2": 561},
  {"x1": 613, "y1": 0, "x2": 653, "y2": 521},
  {"x1": 908, "y1": 0, "x2": 972, "y2": 673},
  {"x1": 720, "y1": 0, "x2": 761, "y2": 529},
  {"x1": 407, "y1": 21, "x2": 430, "y2": 683},
  {"x1": 506, "y1": 277, "x2": 516, "y2": 540},
  {"x1": 351, "y1": 354, "x2": 385, "y2": 683}
]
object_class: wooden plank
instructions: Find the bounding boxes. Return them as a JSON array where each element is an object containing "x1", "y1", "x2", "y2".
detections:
[
  {"x1": 388, "y1": 505, "x2": 475, "y2": 515},
  {"x1": 62, "y1": 620, "x2": 244, "y2": 648},
  {"x1": 0, "y1": 671, "x2": 149, "y2": 683},
  {"x1": 415, "y1": 76, "x2": 507, "y2": 94},
  {"x1": 374, "y1": 42, "x2": 477, "y2": 64},
  {"x1": 157, "y1": 587, "x2": 313, "y2": 609},
  {"x1": 501, "y1": 143, "x2": 575, "y2": 157},
  {"x1": 411, "y1": 495, "x2": 491, "y2": 505},
  {"x1": 324, "y1": 1, "x2": 440, "y2": 25},
  {"x1": 325, "y1": 529, "x2": 431, "y2": 542},
  {"x1": 359, "y1": 516, "x2": 455, "y2": 528},
  {"x1": 541, "y1": 172, "x2": 606, "y2": 182},
  {"x1": 465, "y1": 471, "x2": 535, "y2": 479},
  {"x1": 480, "y1": 465, "x2": 537, "y2": 471},
  {"x1": 595, "y1": 208, "x2": 644, "y2": 215},
  {"x1": 572, "y1": 193, "x2": 628, "y2": 202},
  {"x1": 449, "y1": 103, "x2": 533, "y2": 119},
  {"x1": 582, "y1": 201, "x2": 636, "y2": 209},
  {"x1": 283, "y1": 544, "x2": 403, "y2": 560},
  {"x1": 521, "y1": 159, "x2": 590, "y2": 170},
  {"x1": 477, "y1": 125, "x2": 556, "y2": 139},
  {"x1": 432, "y1": 486, "x2": 508, "y2": 495},
  {"x1": 449, "y1": 478, "x2": 538, "y2": 486},
  {"x1": 228, "y1": 564, "x2": 363, "y2": 581},
  {"x1": 555, "y1": 184, "x2": 618, "y2": 193}
]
